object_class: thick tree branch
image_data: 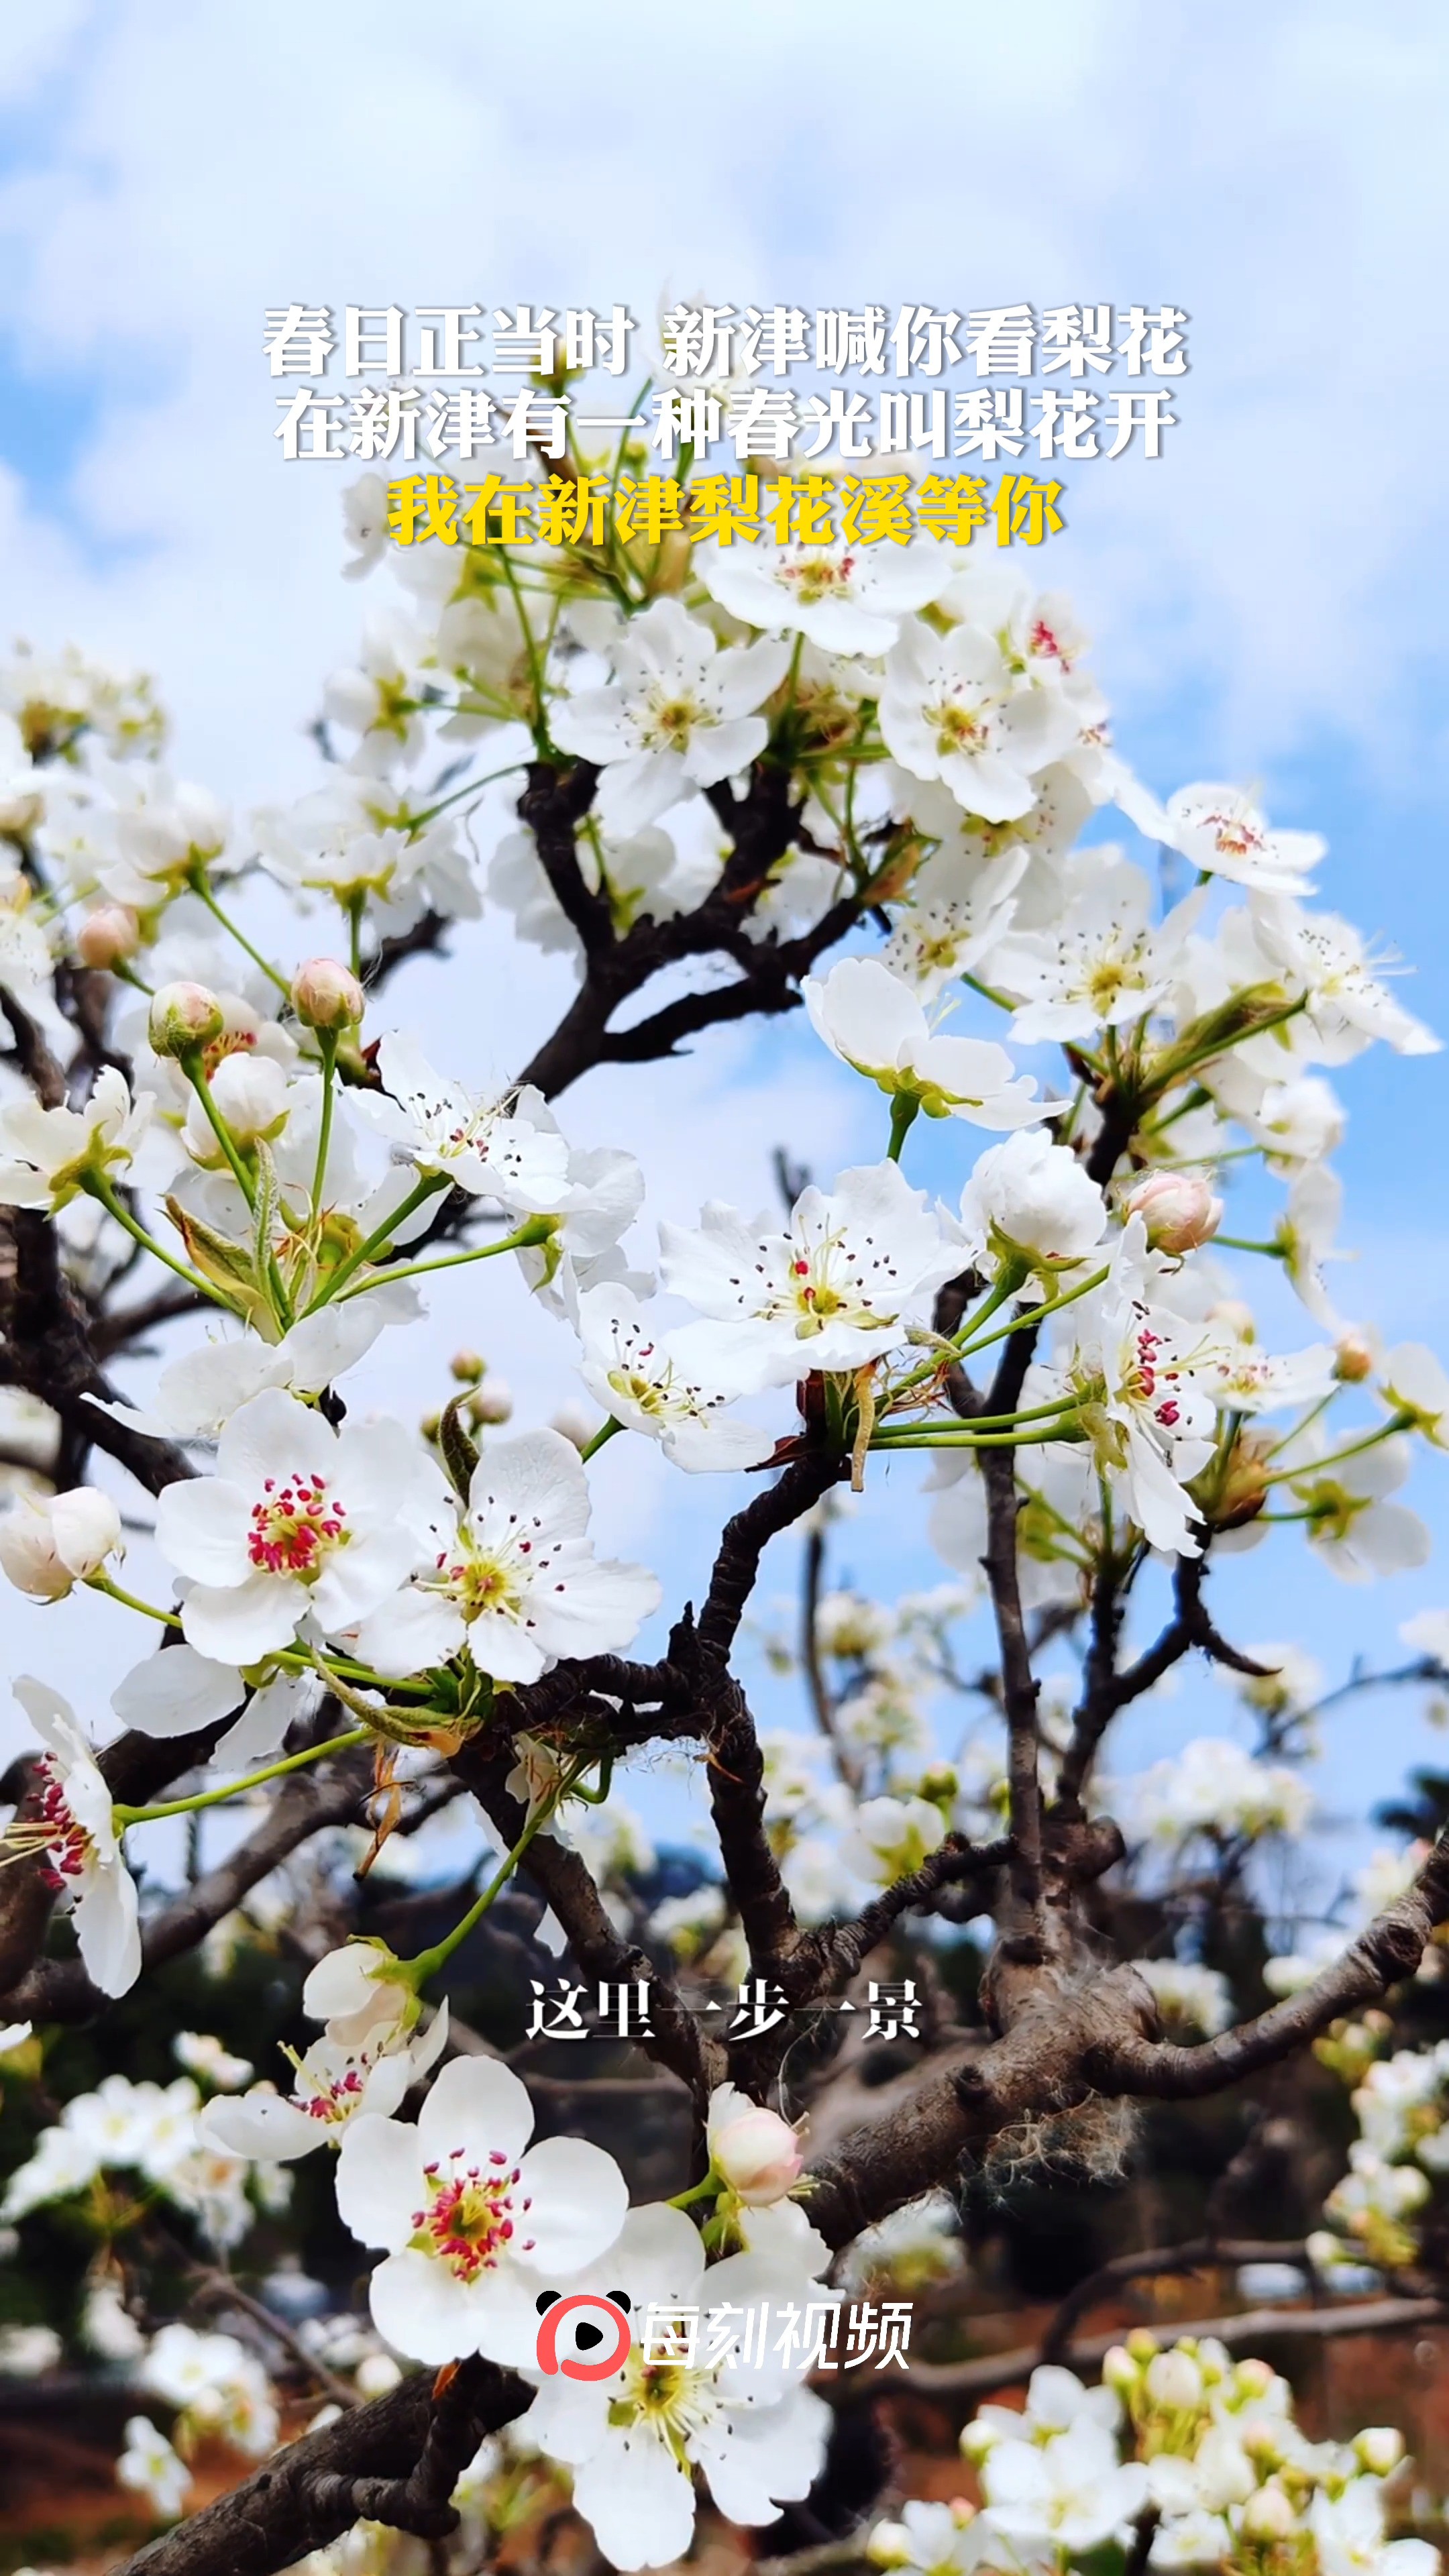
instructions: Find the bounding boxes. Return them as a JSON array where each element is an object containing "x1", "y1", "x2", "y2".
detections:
[
  {"x1": 1096, "y1": 1833, "x2": 1449, "y2": 2099},
  {"x1": 117, "y1": 2357, "x2": 530, "y2": 2576}
]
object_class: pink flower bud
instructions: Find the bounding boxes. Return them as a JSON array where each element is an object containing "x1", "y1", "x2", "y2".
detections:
[
  {"x1": 149, "y1": 979, "x2": 225, "y2": 1057},
  {"x1": 292, "y1": 956, "x2": 364, "y2": 1032},
  {"x1": 706, "y1": 2084, "x2": 804, "y2": 2204},
  {"x1": 76, "y1": 905, "x2": 140, "y2": 970},
  {"x1": 1334, "y1": 1328, "x2": 1376, "y2": 1384},
  {"x1": 1126, "y1": 1169, "x2": 1223, "y2": 1254},
  {"x1": 0, "y1": 1488, "x2": 123, "y2": 1599}
]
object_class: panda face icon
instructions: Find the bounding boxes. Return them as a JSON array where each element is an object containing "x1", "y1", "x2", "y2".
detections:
[{"x1": 534, "y1": 2288, "x2": 633, "y2": 2380}]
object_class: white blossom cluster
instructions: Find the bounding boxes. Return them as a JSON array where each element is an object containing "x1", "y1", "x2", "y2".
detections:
[
  {"x1": 871, "y1": 2341, "x2": 1436, "y2": 2576},
  {"x1": 0, "y1": 425, "x2": 1446, "y2": 2574}
]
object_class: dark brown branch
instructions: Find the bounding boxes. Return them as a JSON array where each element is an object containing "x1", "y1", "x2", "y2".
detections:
[
  {"x1": 1097, "y1": 1832, "x2": 1449, "y2": 2100},
  {"x1": 1056, "y1": 1553, "x2": 1273, "y2": 1820},
  {"x1": 451, "y1": 1737, "x2": 726, "y2": 2107},
  {"x1": 117, "y1": 2357, "x2": 530, "y2": 2576}
]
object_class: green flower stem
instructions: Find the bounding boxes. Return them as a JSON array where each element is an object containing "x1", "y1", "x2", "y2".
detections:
[
  {"x1": 957, "y1": 1262, "x2": 1111, "y2": 1362},
  {"x1": 961, "y1": 969, "x2": 1018, "y2": 1013},
  {"x1": 665, "y1": 2173, "x2": 720, "y2": 2212},
  {"x1": 333, "y1": 1214, "x2": 553, "y2": 1303},
  {"x1": 580, "y1": 1415, "x2": 623, "y2": 1462},
  {"x1": 886, "y1": 1093, "x2": 921, "y2": 1164},
  {"x1": 869, "y1": 1421, "x2": 1085, "y2": 1452},
  {"x1": 1216, "y1": 1235, "x2": 1285, "y2": 1258},
  {"x1": 402, "y1": 1765, "x2": 587, "y2": 1990},
  {"x1": 888, "y1": 1264, "x2": 1028, "y2": 1404},
  {"x1": 1260, "y1": 1413, "x2": 1413, "y2": 1491},
  {"x1": 178, "y1": 1051, "x2": 258, "y2": 1210},
  {"x1": 303, "y1": 1171, "x2": 453, "y2": 1309},
  {"x1": 186, "y1": 873, "x2": 291, "y2": 1000},
  {"x1": 309, "y1": 1030, "x2": 339, "y2": 1220},
  {"x1": 406, "y1": 760, "x2": 527, "y2": 833},
  {"x1": 85, "y1": 1177, "x2": 217, "y2": 1301},
  {"x1": 115, "y1": 1725, "x2": 375, "y2": 1829},
  {"x1": 345, "y1": 894, "x2": 365, "y2": 977},
  {"x1": 873, "y1": 1398, "x2": 1081, "y2": 1441},
  {"x1": 85, "y1": 1576, "x2": 182, "y2": 1627}
]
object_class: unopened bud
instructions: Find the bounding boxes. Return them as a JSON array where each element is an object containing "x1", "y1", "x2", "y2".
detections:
[
  {"x1": 1126, "y1": 2328, "x2": 1161, "y2": 2364},
  {"x1": 470, "y1": 1378, "x2": 514, "y2": 1426},
  {"x1": 76, "y1": 904, "x2": 140, "y2": 970},
  {"x1": 1126, "y1": 1169, "x2": 1223, "y2": 1255},
  {"x1": 710, "y1": 2101, "x2": 804, "y2": 2204},
  {"x1": 1334, "y1": 1329, "x2": 1377, "y2": 1385},
  {"x1": 1102, "y1": 2343, "x2": 1140, "y2": 2394},
  {"x1": 450, "y1": 1351, "x2": 486, "y2": 1385},
  {"x1": 1354, "y1": 2427, "x2": 1404, "y2": 2476},
  {"x1": 292, "y1": 956, "x2": 364, "y2": 1033},
  {"x1": 0, "y1": 1487, "x2": 123, "y2": 1601},
  {"x1": 1240, "y1": 2480, "x2": 1297, "y2": 2543},
  {"x1": 355, "y1": 2353, "x2": 403, "y2": 2400},
  {"x1": 150, "y1": 979, "x2": 225, "y2": 1057},
  {"x1": 866, "y1": 2523, "x2": 912, "y2": 2569},
  {"x1": 1208, "y1": 1431, "x2": 1274, "y2": 1530},
  {"x1": 1234, "y1": 2359, "x2": 1278, "y2": 2402},
  {"x1": 1146, "y1": 2347, "x2": 1203, "y2": 2410}
]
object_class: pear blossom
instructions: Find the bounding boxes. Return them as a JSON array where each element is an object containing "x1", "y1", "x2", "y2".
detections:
[
  {"x1": 989, "y1": 859, "x2": 1203, "y2": 1042},
  {"x1": 1251, "y1": 897, "x2": 1439, "y2": 1062},
  {"x1": 200, "y1": 2005, "x2": 449, "y2": 2162},
  {"x1": 0, "y1": 865, "x2": 53, "y2": 996},
  {"x1": 117, "y1": 2415, "x2": 191, "y2": 2521},
  {"x1": 550, "y1": 597, "x2": 790, "y2": 834},
  {"x1": 1279, "y1": 1432, "x2": 1431, "y2": 1584},
  {"x1": 519, "y1": 2201, "x2": 834, "y2": 2571},
  {"x1": 696, "y1": 533, "x2": 953, "y2": 656},
  {"x1": 1134, "y1": 1737, "x2": 1314, "y2": 1843},
  {"x1": 335, "y1": 2054, "x2": 629, "y2": 2366},
  {"x1": 1162, "y1": 784, "x2": 1324, "y2": 894},
  {"x1": 352, "y1": 1427, "x2": 659, "y2": 1683},
  {"x1": 881, "y1": 618, "x2": 1078, "y2": 822},
  {"x1": 574, "y1": 1280, "x2": 774, "y2": 1469},
  {"x1": 354, "y1": 1032, "x2": 570, "y2": 1206},
  {"x1": 979, "y1": 2414, "x2": 1149, "y2": 2554},
  {"x1": 960, "y1": 1129, "x2": 1108, "y2": 1276},
  {"x1": 1382, "y1": 1343, "x2": 1449, "y2": 1445},
  {"x1": 841, "y1": 1793, "x2": 947, "y2": 1884},
  {"x1": 881, "y1": 845, "x2": 1027, "y2": 998},
  {"x1": 1309, "y1": 2476, "x2": 1439, "y2": 2576},
  {"x1": 90, "y1": 1295, "x2": 413, "y2": 1445},
  {"x1": 660, "y1": 1161, "x2": 965, "y2": 1391},
  {"x1": 490, "y1": 820, "x2": 700, "y2": 957},
  {"x1": 140, "y1": 2322, "x2": 279, "y2": 2457},
  {"x1": 0, "y1": 710, "x2": 44, "y2": 835},
  {"x1": 803, "y1": 957, "x2": 1049, "y2": 1129},
  {"x1": 154, "y1": 1386, "x2": 449, "y2": 1664},
  {"x1": 1069, "y1": 1219, "x2": 1218, "y2": 1555},
  {"x1": 321, "y1": 611, "x2": 430, "y2": 771},
  {"x1": 7, "y1": 1678, "x2": 140, "y2": 1996},
  {"x1": 0, "y1": 1486, "x2": 122, "y2": 1601},
  {"x1": 1195, "y1": 1321, "x2": 1338, "y2": 1415},
  {"x1": 0, "y1": 1066, "x2": 151, "y2": 1210}
]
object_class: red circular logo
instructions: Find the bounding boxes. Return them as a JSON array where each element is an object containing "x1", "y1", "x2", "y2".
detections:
[{"x1": 534, "y1": 2294, "x2": 633, "y2": 2381}]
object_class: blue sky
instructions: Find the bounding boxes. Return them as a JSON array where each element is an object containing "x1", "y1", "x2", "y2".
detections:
[{"x1": 1, "y1": 0, "x2": 1448, "y2": 1901}]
